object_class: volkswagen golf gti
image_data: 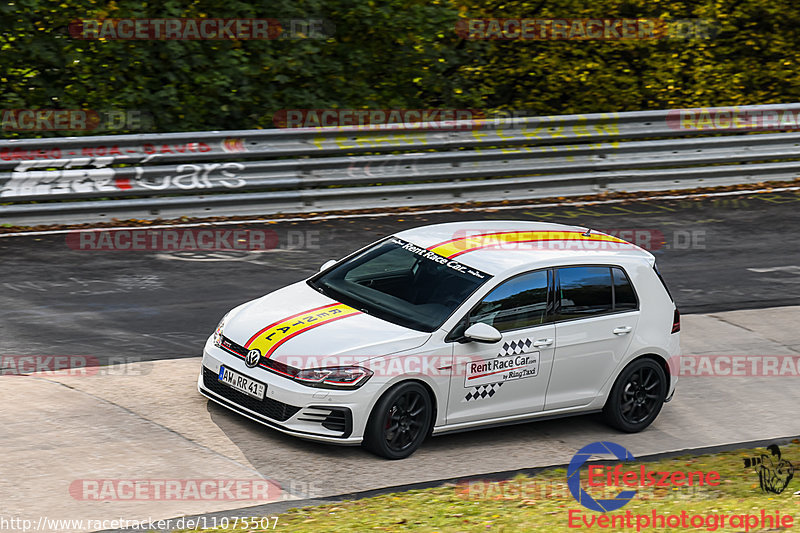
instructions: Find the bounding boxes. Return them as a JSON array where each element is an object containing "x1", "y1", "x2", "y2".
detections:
[{"x1": 198, "y1": 220, "x2": 680, "y2": 459}]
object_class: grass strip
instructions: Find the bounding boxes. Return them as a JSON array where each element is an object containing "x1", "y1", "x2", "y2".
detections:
[{"x1": 179, "y1": 440, "x2": 800, "y2": 532}]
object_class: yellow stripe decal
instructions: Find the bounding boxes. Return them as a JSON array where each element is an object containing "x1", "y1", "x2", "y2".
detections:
[{"x1": 244, "y1": 303, "x2": 361, "y2": 357}]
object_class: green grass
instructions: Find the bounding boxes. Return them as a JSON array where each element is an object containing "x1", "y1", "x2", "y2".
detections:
[{"x1": 184, "y1": 441, "x2": 800, "y2": 532}]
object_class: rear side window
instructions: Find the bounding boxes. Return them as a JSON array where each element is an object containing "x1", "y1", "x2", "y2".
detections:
[
  {"x1": 469, "y1": 270, "x2": 550, "y2": 332},
  {"x1": 556, "y1": 266, "x2": 639, "y2": 320},
  {"x1": 612, "y1": 267, "x2": 638, "y2": 310},
  {"x1": 557, "y1": 266, "x2": 613, "y2": 319}
]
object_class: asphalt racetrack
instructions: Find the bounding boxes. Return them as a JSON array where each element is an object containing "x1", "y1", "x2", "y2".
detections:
[
  {"x1": 2, "y1": 190, "x2": 800, "y2": 530},
  {"x1": 2, "y1": 190, "x2": 800, "y2": 366}
]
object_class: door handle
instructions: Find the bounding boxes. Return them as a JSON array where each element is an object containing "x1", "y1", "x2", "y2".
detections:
[
  {"x1": 613, "y1": 326, "x2": 632, "y2": 335},
  {"x1": 533, "y1": 338, "x2": 554, "y2": 348}
]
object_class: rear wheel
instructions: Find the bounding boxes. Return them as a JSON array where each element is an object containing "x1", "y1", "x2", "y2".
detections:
[
  {"x1": 603, "y1": 358, "x2": 666, "y2": 433},
  {"x1": 363, "y1": 382, "x2": 432, "y2": 459}
]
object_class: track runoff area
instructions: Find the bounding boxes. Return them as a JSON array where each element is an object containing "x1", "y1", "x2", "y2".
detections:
[{"x1": 2, "y1": 186, "x2": 800, "y2": 532}]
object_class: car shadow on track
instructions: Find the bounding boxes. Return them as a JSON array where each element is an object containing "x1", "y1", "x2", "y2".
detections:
[{"x1": 205, "y1": 399, "x2": 623, "y2": 498}]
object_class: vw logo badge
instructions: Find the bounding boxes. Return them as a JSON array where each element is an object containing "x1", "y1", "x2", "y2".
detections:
[{"x1": 245, "y1": 349, "x2": 261, "y2": 368}]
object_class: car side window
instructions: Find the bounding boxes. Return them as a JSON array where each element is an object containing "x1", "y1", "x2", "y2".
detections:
[
  {"x1": 612, "y1": 267, "x2": 638, "y2": 311},
  {"x1": 557, "y1": 266, "x2": 613, "y2": 319},
  {"x1": 469, "y1": 270, "x2": 549, "y2": 332}
]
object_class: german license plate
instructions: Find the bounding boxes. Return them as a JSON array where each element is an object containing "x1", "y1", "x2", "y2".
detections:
[{"x1": 218, "y1": 366, "x2": 266, "y2": 400}]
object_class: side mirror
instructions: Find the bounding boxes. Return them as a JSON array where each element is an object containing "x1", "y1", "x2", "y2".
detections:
[
  {"x1": 319, "y1": 259, "x2": 337, "y2": 272},
  {"x1": 463, "y1": 322, "x2": 502, "y2": 343}
]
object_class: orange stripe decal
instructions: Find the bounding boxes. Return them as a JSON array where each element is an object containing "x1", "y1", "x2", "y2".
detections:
[
  {"x1": 428, "y1": 231, "x2": 632, "y2": 258},
  {"x1": 244, "y1": 303, "x2": 361, "y2": 357}
]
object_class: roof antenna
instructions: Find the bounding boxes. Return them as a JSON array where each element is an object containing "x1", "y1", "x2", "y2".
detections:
[{"x1": 582, "y1": 227, "x2": 592, "y2": 237}]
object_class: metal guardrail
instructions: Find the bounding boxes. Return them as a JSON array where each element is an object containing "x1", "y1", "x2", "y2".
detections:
[{"x1": 2, "y1": 103, "x2": 800, "y2": 224}]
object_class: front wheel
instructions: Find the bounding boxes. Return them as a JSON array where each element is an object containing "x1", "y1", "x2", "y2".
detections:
[
  {"x1": 362, "y1": 382, "x2": 432, "y2": 459},
  {"x1": 603, "y1": 358, "x2": 666, "y2": 433}
]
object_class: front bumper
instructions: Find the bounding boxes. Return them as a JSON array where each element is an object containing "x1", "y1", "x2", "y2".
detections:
[{"x1": 198, "y1": 339, "x2": 372, "y2": 444}]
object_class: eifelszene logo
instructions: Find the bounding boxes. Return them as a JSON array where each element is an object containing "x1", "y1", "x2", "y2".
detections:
[
  {"x1": 568, "y1": 441, "x2": 721, "y2": 512},
  {"x1": 568, "y1": 441, "x2": 637, "y2": 512}
]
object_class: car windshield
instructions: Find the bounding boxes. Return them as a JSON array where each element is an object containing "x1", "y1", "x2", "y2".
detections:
[{"x1": 308, "y1": 237, "x2": 491, "y2": 332}]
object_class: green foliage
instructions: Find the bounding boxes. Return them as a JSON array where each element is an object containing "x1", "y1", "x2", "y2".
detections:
[
  {"x1": 453, "y1": 0, "x2": 800, "y2": 114},
  {"x1": 1, "y1": 0, "x2": 799, "y2": 136}
]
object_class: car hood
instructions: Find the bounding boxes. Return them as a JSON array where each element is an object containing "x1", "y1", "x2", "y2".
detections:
[{"x1": 222, "y1": 281, "x2": 431, "y2": 368}]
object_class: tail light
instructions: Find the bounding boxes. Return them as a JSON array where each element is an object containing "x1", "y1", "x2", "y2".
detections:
[{"x1": 671, "y1": 309, "x2": 681, "y2": 333}]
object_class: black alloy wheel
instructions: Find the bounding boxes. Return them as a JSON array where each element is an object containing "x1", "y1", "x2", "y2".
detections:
[
  {"x1": 603, "y1": 358, "x2": 666, "y2": 433},
  {"x1": 363, "y1": 381, "x2": 432, "y2": 459}
]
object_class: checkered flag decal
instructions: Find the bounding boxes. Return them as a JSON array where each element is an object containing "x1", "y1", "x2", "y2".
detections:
[
  {"x1": 501, "y1": 338, "x2": 533, "y2": 357},
  {"x1": 464, "y1": 382, "x2": 503, "y2": 401},
  {"x1": 463, "y1": 337, "x2": 533, "y2": 402}
]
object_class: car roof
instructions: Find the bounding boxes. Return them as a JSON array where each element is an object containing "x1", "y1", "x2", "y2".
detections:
[{"x1": 393, "y1": 220, "x2": 655, "y2": 277}]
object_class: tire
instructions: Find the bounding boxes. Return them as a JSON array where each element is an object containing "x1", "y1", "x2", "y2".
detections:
[
  {"x1": 362, "y1": 381, "x2": 432, "y2": 459},
  {"x1": 603, "y1": 358, "x2": 666, "y2": 433}
]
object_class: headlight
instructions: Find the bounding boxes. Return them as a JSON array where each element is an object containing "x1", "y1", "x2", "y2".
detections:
[
  {"x1": 294, "y1": 366, "x2": 373, "y2": 389},
  {"x1": 213, "y1": 312, "x2": 230, "y2": 347}
]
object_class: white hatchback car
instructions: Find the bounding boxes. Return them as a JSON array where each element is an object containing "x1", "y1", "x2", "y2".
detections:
[{"x1": 198, "y1": 221, "x2": 679, "y2": 459}]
